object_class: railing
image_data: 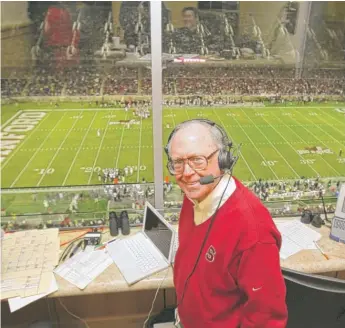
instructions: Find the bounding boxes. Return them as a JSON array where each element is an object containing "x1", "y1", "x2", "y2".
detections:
[{"x1": 1, "y1": 179, "x2": 342, "y2": 232}]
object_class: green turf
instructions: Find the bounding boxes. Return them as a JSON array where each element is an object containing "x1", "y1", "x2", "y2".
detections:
[{"x1": 1, "y1": 103, "x2": 345, "y2": 188}]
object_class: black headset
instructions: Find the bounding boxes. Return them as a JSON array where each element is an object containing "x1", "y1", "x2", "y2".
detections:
[{"x1": 164, "y1": 119, "x2": 234, "y2": 172}]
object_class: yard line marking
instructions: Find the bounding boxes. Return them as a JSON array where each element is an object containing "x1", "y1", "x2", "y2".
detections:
[
  {"x1": 9, "y1": 113, "x2": 67, "y2": 188},
  {"x1": 314, "y1": 108, "x2": 345, "y2": 128},
  {"x1": 1, "y1": 112, "x2": 50, "y2": 169},
  {"x1": 183, "y1": 108, "x2": 191, "y2": 119},
  {"x1": 268, "y1": 113, "x2": 321, "y2": 177},
  {"x1": 1, "y1": 110, "x2": 23, "y2": 128},
  {"x1": 227, "y1": 110, "x2": 279, "y2": 179},
  {"x1": 62, "y1": 112, "x2": 98, "y2": 186},
  {"x1": 292, "y1": 109, "x2": 345, "y2": 149},
  {"x1": 313, "y1": 109, "x2": 345, "y2": 138},
  {"x1": 136, "y1": 117, "x2": 143, "y2": 182},
  {"x1": 25, "y1": 108, "x2": 123, "y2": 112},
  {"x1": 271, "y1": 107, "x2": 337, "y2": 109},
  {"x1": 212, "y1": 109, "x2": 258, "y2": 180},
  {"x1": 87, "y1": 112, "x2": 113, "y2": 185},
  {"x1": 241, "y1": 109, "x2": 299, "y2": 179},
  {"x1": 278, "y1": 109, "x2": 341, "y2": 176},
  {"x1": 87, "y1": 111, "x2": 115, "y2": 184},
  {"x1": 170, "y1": 108, "x2": 177, "y2": 128},
  {"x1": 36, "y1": 112, "x2": 83, "y2": 186},
  {"x1": 115, "y1": 113, "x2": 128, "y2": 168}
]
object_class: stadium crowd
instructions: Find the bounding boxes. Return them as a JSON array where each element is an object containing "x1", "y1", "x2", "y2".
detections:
[
  {"x1": 2, "y1": 66, "x2": 344, "y2": 97},
  {"x1": 247, "y1": 177, "x2": 342, "y2": 201}
]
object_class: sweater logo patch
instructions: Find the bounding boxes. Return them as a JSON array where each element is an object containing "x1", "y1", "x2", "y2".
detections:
[{"x1": 205, "y1": 245, "x2": 216, "y2": 262}]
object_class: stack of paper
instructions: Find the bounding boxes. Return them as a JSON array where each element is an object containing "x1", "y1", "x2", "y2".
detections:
[
  {"x1": 54, "y1": 249, "x2": 113, "y2": 289},
  {"x1": 277, "y1": 220, "x2": 321, "y2": 260},
  {"x1": 8, "y1": 276, "x2": 58, "y2": 312},
  {"x1": 1, "y1": 229, "x2": 60, "y2": 312}
]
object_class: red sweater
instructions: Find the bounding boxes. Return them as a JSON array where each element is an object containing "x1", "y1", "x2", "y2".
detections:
[{"x1": 174, "y1": 178, "x2": 288, "y2": 328}]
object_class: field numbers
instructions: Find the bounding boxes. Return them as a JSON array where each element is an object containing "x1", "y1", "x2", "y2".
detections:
[
  {"x1": 80, "y1": 166, "x2": 101, "y2": 173},
  {"x1": 255, "y1": 113, "x2": 265, "y2": 116},
  {"x1": 282, "y1": 112, "x2": 292, "y2": 116},
  {"x1": 300, "y1": 159, "x2": 315, "y2": 165},
  {"x1": 34, "y1": 168, "x2": 55, "y2": 175},
  {"x1": 164, "y1": 114, "x2": 176, "y2": 117},
  {"x1": 308, "y1": 112, "x2": 317, "y2": 116},
  {"x1": 71, "y1": 115, "x2": 83, "y2": 119},
  {"x1": 261, "y1": 160, "x2": 277, "y2": 167},
  {"x1": 126, "y1": 165, "x2": 147, "y2": 171},
  {"x1": 226, "y1": 113, "x2": 238, "y2": 117},
  {"x1": 80, "y1": 166, "x2": 147, "y2": 173},
  {"x1": 104, "y1": 115, "x2": 116, "y2": 118},
  {"x1": 337, "y1": 158, "x2": 345, "y2": 164}
]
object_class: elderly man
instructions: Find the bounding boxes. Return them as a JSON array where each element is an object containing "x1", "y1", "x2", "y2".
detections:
[{"x1": 165, "y1": 119, "x2": 287, "y2": 328}]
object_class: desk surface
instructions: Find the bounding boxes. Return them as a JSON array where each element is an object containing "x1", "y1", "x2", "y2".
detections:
[{"x1": 53, "y1": 220, "x2": 345, "y2": 297}]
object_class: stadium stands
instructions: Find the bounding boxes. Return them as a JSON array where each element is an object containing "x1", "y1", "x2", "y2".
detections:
[{"x1": 2, "y1": 65, "x2": 344, "y2": 98}]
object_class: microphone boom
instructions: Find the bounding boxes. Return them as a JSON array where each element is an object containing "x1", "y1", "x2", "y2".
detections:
[{"x1": 200, "y1": 174, "x2": 223, "y2": 185}]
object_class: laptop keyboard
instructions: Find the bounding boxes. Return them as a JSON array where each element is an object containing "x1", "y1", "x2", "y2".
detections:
[
  {"x1": 123, "y1": 238, "x2": 161, "y2": 273},
  {"x1": 172, "y1": 233, "x2": 179, "y2": 263}
]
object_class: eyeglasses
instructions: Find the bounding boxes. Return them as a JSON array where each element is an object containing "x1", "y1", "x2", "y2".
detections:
[{"x1": 167, "y1": 149, "x2": 219, "y2": 175}]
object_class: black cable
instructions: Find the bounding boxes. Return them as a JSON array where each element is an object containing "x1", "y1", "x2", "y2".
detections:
[
  {"x1": 69, "y1": 240, "x2": 85, "y2": 258},
  {"x1": 46, "y1": 298, "x2": 52, "y2": 323},
  {"x1": 176, "y1": 174, "x2": 232, "y2": 308},
  {"x1": 59, "y1": 237, "x2": 83, "y2": 263},
  {"x1": 59, "y1": 242, "x2": 75, "y2": 262},
  {"x1": 320, "y1": 193, "x2": 331, "y2": 223},
  {"x1": 163, "y1": 289, "x2": 167, "y2": 309},
  {"x1": 53, "y1": 298, "x2": 61, "y2": 328}
]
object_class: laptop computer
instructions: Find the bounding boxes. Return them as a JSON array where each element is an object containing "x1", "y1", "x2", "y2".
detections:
[
  {"x1": 330, "y1": 183, "x2": 345, "y2": 244},
  {"x1": 106, "y1": 202, "x2": 176, "y2": 285}
]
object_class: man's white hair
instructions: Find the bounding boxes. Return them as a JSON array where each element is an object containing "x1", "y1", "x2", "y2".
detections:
[{"x1": 166, "y1": 120, "x2": 225, "y2": 157}]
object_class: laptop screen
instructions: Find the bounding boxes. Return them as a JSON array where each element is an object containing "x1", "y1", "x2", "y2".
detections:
[{"x1": 144, "y1": 205, "x2": 173, "y2": 260}]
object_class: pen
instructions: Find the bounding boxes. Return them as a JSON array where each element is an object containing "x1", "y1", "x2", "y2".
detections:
[
  {"x1": 96, "y1": 237, "x2": 117, "y2": 250},
  {"x1": 103, "y1": 237, "x2": 117, "y2": 245},
  {"x1": 314, "y1": 241, "x2": 330, "y2": 260}
]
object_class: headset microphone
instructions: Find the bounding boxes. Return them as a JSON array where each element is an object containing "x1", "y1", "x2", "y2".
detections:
[{"x1": 199, "y1": 174, "x2": 224, "y2": 185}]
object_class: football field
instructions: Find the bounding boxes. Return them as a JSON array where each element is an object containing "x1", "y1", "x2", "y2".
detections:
[{"x1": 1, "y1": 103, "x2": 344, "y2": 188}]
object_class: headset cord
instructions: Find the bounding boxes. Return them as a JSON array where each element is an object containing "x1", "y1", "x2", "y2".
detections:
[{"x1": 176, "y1": 174, "x2": 232, "y2": 309}]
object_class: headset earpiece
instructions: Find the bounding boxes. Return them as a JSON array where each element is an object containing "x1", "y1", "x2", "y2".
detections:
[
  {"x1": 164, "y1": 145, "x2": 169, "y2": 156},
  {"x1": 218, "y1": 144, "x2": 234, "y2": 171}
]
